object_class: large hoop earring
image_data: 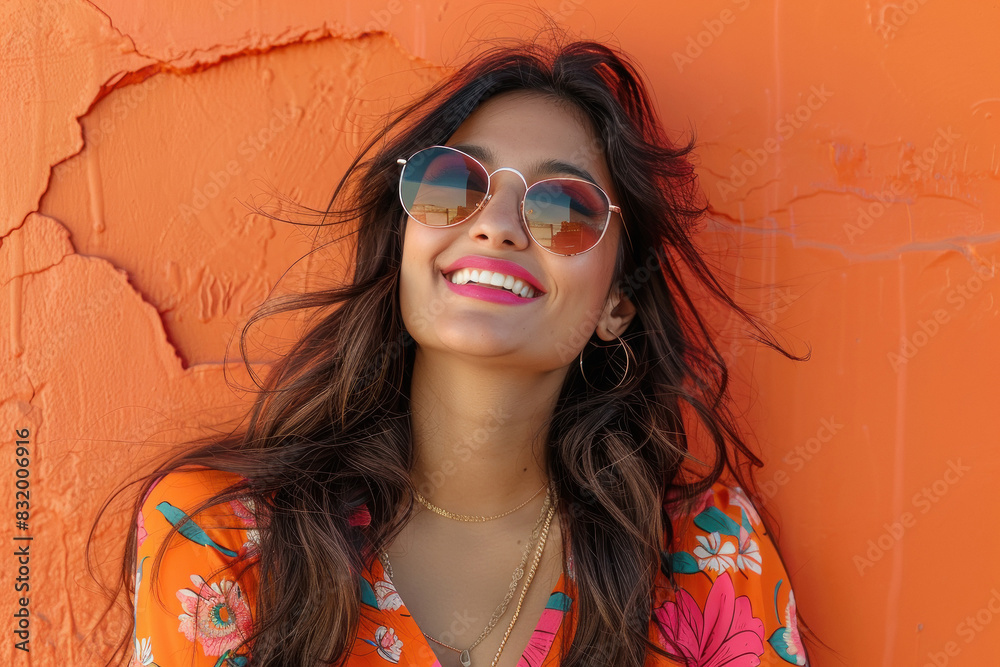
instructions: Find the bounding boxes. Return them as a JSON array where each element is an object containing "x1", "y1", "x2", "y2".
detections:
[{"x1": 578, "y1": 334, "x2": 633, "y2": 391}]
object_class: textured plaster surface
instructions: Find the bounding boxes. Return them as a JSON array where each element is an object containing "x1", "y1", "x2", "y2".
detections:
[{"x1": 1, "y1": 1, "x2": 997, "y2": 664}]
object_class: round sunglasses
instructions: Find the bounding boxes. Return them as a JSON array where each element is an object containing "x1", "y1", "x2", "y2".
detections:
[{"x1": 396, "y1": 145, "x2": 623, "y2": 256}]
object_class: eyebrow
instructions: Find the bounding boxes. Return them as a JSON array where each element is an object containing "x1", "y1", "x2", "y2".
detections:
[{"x1": 450, "y1": 143, "x2": 602, "y2": 186}]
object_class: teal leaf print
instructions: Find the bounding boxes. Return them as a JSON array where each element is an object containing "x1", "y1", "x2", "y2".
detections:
[
  {"x1": 213, "y1": 650, "x2": 249, "y2": 667},
  {"x1": 741, "y1": 508, "x2": 754, "y2": 535},
  {"x1": 768, "y1": 627, "x2": 800, "y2": 664},
  {"x1": 769, "y1": 580, "x2": 808, "y2": 665},
  {"x1": 360, "y1": 576, "x2": 379, "y2": 609},
  {"x1": 693, "y1": 506, "x2": 742, "y2": 537},
  {"x1": 155, "y1": 501, "x2": 238, "y2": 557},
  {"x1": 667, "y1": 551, "x2": 700, "y2": 574},
  {"x1": 546, "y1": 591, "x2": 573, "y2": 611}
]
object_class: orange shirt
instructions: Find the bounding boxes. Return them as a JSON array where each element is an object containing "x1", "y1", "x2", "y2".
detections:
[{"x1": 130, "y1": 469, "x2": 808, "y2": 666}]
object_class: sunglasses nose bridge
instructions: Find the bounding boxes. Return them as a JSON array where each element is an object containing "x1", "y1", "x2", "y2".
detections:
[
  {"x1": 487, "y1": 166, "x2": 529, "y2": 191},
  {"x1": 479, "y1": 166, "x2": 530, "y2": 219},
  {"x1": 466, "y1": 166, "x2": 533, "y2": 245}
]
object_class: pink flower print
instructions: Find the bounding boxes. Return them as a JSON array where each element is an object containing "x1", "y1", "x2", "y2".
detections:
[
  {"x1": 374, "y1": 625, "x2": 403, "y2": 663},
  {"x1": 782, "y1": 591, "x2": 807, "y2": 665},
  {"x1": 693, "y1": 532, "x2": 736, "y2": 573},
  {"x1": 729, "y1": 486, "x2": 762, "y2": 526},
  {"x1": 136, "y1": 510, "x2": 148, "y2": 548},
  {"x1": 375, "y1": 579, "x2": 402, "y2": 611},
  {"x1": 735, "y1": 528, "x2": 762, "y2": 575},
  {"x1": 654, "y1": 571, "x2": 765, "y2": 666},
  {"x1": 229, "y1": 498, "x2": 255, "y2": 525},
  {"x1": 692, "y1": 487, "x2": 717, "y2": 515},
  {"x1": 519, "y1": 592, "x2": 573, "y2": 665},
  {"x1": 666, "y1": 487, "x2": 716, "y2": 521},
  {"x1": 230, "y1": 498, "x2": 261, "y2": 556},
  {"x1": 176, "y1": 575, "x2": 253, "y2": 657}
]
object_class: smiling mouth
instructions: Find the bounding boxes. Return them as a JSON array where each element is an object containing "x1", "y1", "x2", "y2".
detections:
[{"x1": 444, "y1": 268, "x2": 540, "y2": 299}]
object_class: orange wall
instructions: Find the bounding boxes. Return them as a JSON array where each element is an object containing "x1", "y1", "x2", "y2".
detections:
[{"x1": 1, "y1": 1, "x2": 997, "y2": 665}]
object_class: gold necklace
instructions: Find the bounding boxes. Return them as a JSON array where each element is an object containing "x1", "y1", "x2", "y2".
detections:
[
  {"x1": 379, "y1": 488, "x2": 557, "y2": 667},
  {"x1": 414, "y1": 495, "x2": 557, "y2": 667},
  {"x1": 490, "y1": 492, "x2": 557, "y2": 666},
  {"x1": 415, "y1": 483, "x2": 548, "y2": 522}
]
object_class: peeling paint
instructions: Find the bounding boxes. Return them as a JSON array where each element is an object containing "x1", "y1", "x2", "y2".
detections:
[{"x1": 2, "y1": 1, "x2": 999, "y2": 665}]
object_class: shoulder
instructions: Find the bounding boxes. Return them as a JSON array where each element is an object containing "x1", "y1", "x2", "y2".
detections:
[
  {"x1": 138, "y1": 467, "x2": 259, "y2": 565},
  {"x1": 141, "y1": 466, "x2": 248, "y2": 511},
  {"x1": 653, "y1": 480, "x2": 810, "y2": 666},
  {"x1": 665, "y1": 481, "x2": 763, "y2": 543},
  {"x1": 132, "y1": 467, "x2": 258, "y2": 665}
]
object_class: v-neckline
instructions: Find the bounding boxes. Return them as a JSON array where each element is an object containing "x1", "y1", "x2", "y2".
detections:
[{"x1": 369, "y1": 551, "x2": 572, "y2": 666}]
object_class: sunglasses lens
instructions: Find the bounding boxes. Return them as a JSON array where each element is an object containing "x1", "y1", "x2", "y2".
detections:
[
  {"x1": 400, "y1": 147, "x2": 488, "y2": 226},
  {"x1": 524, "y1": 180, "x2": 610, "y2": 255}
]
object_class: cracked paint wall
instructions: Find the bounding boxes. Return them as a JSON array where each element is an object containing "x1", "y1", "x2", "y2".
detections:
[{"x1": 1, "y1": 0, "x2": 997, "y2": 664}]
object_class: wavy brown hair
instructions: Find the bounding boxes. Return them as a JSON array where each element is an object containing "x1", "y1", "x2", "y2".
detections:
[{"x1": 94, "y1": 34, "x2": 813, "y2": 667}]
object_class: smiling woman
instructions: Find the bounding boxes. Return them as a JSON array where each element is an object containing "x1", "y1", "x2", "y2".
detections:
[{"x1": 102, "y1": 33, "x2": 813, "y2": 667}]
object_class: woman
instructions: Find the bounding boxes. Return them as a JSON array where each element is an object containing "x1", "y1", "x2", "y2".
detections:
[{"x1": 114, "y1": 37, "x2": 812, "y2": 667}]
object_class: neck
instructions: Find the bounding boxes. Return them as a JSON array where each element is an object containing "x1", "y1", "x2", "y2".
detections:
[{"x1": 407, "y1": 347, "x2": 567, "y2": 516}]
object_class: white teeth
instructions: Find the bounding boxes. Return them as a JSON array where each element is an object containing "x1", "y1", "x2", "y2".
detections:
[{"x1": 445, "y1": 269, "x2": 537, "y2": 298}]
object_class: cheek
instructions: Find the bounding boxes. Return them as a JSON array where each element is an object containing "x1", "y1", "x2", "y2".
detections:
[
  {"x1": 552, "y1": 267, "x2": 612, "y2": 338},
  {"x1": 398, "y1": 225, "x2": 424, "y2": 317},
  {"x1": 398, "y1": 223, "x2": 452, "y2": 334}
]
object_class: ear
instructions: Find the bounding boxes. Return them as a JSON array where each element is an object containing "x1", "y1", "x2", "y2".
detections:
[{"x1": 595, "y1": 288, "x2": 636, "y2": 341}]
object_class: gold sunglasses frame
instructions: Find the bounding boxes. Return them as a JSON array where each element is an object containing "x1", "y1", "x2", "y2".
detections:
[{"x1": 396, "y1": 144, "x2": 625, "y2": 257}]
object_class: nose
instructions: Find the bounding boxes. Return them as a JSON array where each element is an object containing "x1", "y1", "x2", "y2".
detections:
[{"x1": 464, "y1": 168, "x2": 532, "y2": 250}]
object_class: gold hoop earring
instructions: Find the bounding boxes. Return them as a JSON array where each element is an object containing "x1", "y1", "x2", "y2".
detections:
[{"x1": 578, "y1": 334, "x2": 633, "y2": 391}]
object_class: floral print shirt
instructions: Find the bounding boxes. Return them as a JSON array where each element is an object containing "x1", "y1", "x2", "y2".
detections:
[{"x1": 130, "y1": 469, "x2": 808, "y2": 666}]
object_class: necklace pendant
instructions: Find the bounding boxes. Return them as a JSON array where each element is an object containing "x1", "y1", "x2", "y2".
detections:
[{"x1": 460, "y1": 649, "x2": 471, "y2": 667}]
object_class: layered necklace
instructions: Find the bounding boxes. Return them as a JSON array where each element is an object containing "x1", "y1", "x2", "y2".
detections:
[{"x1": 379, "y1": 482, "x2": 558, "y2": 667}]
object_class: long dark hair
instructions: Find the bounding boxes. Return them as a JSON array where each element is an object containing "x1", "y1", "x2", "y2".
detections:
[{"x1": 95, "y1": 35, "x2": 811, "y2": 666}]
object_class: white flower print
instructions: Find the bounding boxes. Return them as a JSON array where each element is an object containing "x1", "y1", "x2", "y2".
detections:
[
  {"x1": 130, "y1": 636, "x2": 154, "y2": 666},
  {"x1": 374, "y1": 625, "x2": 403, "y2": 663},
  {"x1": 735, "y1": 527, "x2": 763, "y2": 574},
  {"x1": 230, "y1": 497, "x2": 261, "y2": 555},
  {"x1": 375, "y1": 579, "x2": 402, "y2": 611},
  {"x1": 693, "y1": 531, "x2": 736, "y2": 573}
]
